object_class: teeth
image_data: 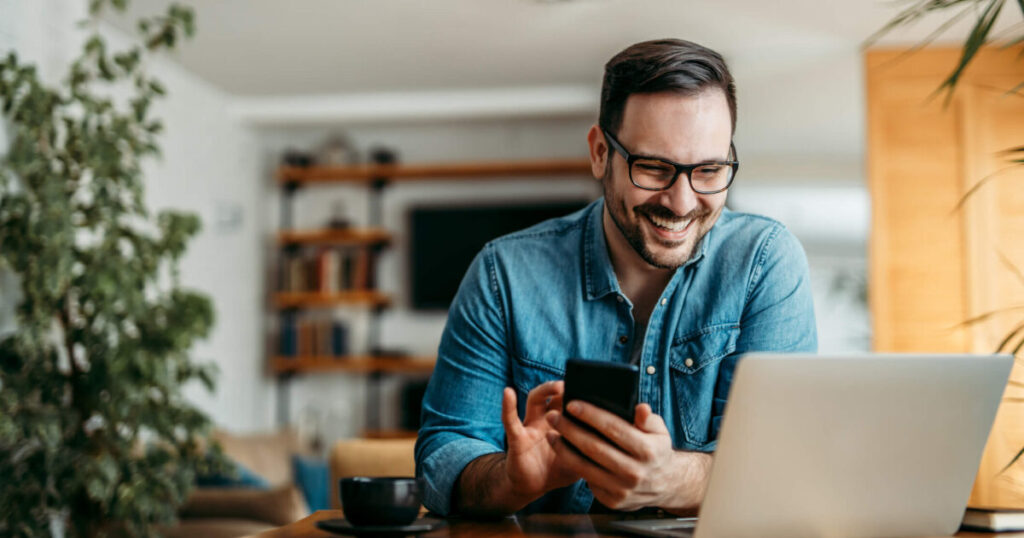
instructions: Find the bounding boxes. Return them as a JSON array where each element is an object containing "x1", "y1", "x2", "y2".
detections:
[{"x1": 647, "y1": 214, "x2": 691, "y2": 232}]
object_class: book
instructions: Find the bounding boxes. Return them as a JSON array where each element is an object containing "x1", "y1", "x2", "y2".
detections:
[
  {"x1": 963, "y1": 507, "x2": 1024, "y2": 532},
  {"x1": 351, "y1": 247, "x2": 370, "y2": 290}
]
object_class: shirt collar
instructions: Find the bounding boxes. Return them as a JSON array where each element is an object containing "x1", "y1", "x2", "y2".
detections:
[{"x1": 583, "y1": 198, "x2": 710, "y2": 301}]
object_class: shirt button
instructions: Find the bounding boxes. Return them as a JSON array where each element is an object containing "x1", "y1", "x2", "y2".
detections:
[
  {"x1": 646, "y1": 365, "x2": 656, "y2": 375},
  {"x1": 616, "y1": 295, "x2": 624, "y2": 303},
  {"x1": 660, "y1": 298, "x2": 667, "y2": 306},
  {"x1": 684, "y1": 357, "x2": 695, "y2": 368},
  {"x1": 619, "y1": 335, "x2": 628, "y2": 344}
]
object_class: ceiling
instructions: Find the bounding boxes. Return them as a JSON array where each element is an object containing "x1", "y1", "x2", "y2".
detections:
[{"x1": 103, "y1": 0, "x2": 1016, "y2": 98}]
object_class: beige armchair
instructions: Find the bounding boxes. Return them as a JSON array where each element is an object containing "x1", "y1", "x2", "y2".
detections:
[{"x1": 328, "y1": 438, "x2": 417, "y2": 509}]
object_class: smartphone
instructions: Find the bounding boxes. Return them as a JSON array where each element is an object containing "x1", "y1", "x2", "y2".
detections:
[{"x1": 562, "y1": 358, "x2": 640, "y2": 425}]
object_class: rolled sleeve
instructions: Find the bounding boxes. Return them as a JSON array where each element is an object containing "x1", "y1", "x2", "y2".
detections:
[
  {"x1": 415, "y1": 245, "x2": 512, "y2": 516},
  {"x1": 418, "y1": 435, "x2": 503, "y2": 515}
]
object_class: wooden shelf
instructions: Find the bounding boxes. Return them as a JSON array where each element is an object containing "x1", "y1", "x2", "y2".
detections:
[
  {"x1": 273, "y1": 290, "x2": 391, "y2": 309},
  {"x1": 278, "y1": 228, "x2": 392, "y2": 246},
  {"x1": 270, "y1": 355, "x2": 437, "y2": 374},
  {"x1": 278, "y1": 158, "x2": 592, "y2": 184},
  {"x1": 362, "y1": 429, "x2": 418, "y2": 439}
]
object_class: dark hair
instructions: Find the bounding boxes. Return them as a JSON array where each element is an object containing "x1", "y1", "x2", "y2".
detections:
[{"x1": 599, "y1": 39, "x2": 737, "y2": 135}]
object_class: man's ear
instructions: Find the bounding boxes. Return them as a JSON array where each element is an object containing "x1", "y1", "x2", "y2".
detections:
[{"x1": 586, "y1": 124, "x2": 609, "y2": 181}]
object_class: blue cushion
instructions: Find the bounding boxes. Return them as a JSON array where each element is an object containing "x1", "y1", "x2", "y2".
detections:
[
  {"x1": 196, "y1": 459, "x2": 271, "y2": 489},
  {"x1": 292, "y1": 454, "x2": 330, "y2": 511}
]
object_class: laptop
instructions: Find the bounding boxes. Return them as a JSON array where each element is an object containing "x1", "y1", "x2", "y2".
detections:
[{"x1": 611, "y1": 353, "x2": 1012, "y2": 538}]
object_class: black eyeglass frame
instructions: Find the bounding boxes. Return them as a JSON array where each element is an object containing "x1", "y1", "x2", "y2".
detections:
[{"x1": 602, "y1": 128, "x2": 739, "y2": 194}]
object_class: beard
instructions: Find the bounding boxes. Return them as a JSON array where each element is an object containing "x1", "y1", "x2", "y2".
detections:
[{"x1": 603, "y1": 177, "x2": 720, "y2": 270}]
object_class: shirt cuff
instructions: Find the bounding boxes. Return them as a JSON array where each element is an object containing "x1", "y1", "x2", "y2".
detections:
[{"x1": 419, "y1": 437, "x2": 504, "y2": 516}]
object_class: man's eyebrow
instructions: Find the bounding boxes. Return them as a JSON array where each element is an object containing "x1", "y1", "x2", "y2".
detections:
[{"x1": 632, "y1": 150, "x2": 731, "y2": 164}]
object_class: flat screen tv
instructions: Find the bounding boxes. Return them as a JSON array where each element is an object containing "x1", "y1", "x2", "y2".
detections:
[{"x1": 409, "y1": 199, "x2": 590, "y2": 310}]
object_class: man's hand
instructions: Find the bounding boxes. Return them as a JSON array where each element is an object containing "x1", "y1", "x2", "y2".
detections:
[
  {"x1": 545, "y1": 401, "x2": 711, "y2": 513},
  {"x1": 502, "y1": 381, "x2": 581, "y2": 498},
  {"x1": 455, "y1": 381, "x2": 581, "y2": 517}
]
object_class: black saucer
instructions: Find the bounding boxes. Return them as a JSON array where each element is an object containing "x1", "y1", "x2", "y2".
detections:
[{"x1": 315, "y1": 517, "x2": 446, "y2": 536}]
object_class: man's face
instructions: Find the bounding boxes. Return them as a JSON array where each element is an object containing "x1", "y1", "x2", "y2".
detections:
[{"x1": 595, "y1": 90, "x2": 732, "y2": 269}]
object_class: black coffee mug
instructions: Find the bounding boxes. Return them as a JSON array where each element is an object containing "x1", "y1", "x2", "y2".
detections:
[{"x1": 339, "y1": 476, "x2": 422, "y2": 526}]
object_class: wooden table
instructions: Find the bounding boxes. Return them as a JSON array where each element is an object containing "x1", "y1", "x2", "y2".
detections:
[{"x1": 250, "y1": 510, "x2": 1024, "y2": 537}]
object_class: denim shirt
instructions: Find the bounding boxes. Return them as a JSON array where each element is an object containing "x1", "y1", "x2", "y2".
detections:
[{"x1": 415, "y1": 198, "x2": 817, "y2": 516}]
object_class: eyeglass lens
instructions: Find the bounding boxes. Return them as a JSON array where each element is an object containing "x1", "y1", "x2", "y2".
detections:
[{"x1": 630, "y1": 158, "x2": 734, "y2": 193}]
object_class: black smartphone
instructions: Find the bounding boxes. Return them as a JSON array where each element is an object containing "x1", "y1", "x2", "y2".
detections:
[{"x1": 562, "y1": 358, "x2": 640, "y2": 426}]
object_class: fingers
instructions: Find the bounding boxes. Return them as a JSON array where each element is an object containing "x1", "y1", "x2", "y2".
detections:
[
  {"x1": 501, "y1": 387, "x2": 525, "y2": 441},
  {"x1": 524, "y1": 380, "x2": 565, "y2": 422},
  {"x1": 547, "y1": 410, "x2": 638, "y2": 478},
  {"x1": 564, "y1": 400, "x2": 650, "y2": 458},
  {"x1": 547, "y1": 433, "x2": 628, "y2": 494},
  {"x1": 634, "y1": 403, "x2": 670, "y2": 434}
]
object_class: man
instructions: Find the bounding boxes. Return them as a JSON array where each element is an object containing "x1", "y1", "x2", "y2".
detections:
[{"x1": 415, "y1": 38, "x2": 817, "y2": 517}]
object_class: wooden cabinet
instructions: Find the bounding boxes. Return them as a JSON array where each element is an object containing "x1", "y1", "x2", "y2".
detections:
[{"x1": 867, "y1": 46, "x2": 1024, "y2": 507}]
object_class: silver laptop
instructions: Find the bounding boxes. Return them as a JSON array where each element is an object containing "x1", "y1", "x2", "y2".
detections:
[{"x1": 612, "y1": 353, "x2": 1012, "y2": 538}]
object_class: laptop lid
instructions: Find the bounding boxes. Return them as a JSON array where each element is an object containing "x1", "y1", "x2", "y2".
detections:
[{"x1": 691, "y1": 353, "x2": 1012, "y2": 538}]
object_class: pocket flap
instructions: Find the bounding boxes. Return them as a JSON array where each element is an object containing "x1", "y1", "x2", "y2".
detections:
[{"x1": 670, "y1": 323, "x2": 740, "y2": 374}]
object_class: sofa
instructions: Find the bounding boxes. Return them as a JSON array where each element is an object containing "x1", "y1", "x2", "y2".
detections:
[{"x1": 161, "y1": 429, "x2": 310, "y2": 538}]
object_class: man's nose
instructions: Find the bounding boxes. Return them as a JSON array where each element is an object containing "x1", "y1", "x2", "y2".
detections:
[{"x1": 661, "y1": 172, "x2": 700, "y2": 216}]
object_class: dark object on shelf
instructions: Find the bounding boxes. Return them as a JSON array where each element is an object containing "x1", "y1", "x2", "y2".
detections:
[
  {"x1": 317, "y1": 133, "x2": 361, "y2": 166},
  {"x1": 327, "y1": 200, "x2": 352, "y2": 229},
  {"x1": 409, "y1": 199, "x2": 590, "y2": 310},
  {"x1": 368, "y1": 347, "x2": 411, "y2": 359},
  {"x1": 282, "y1": 149, "x2": 314, "y2": 168},
  {"x1": 400, "y1": 380, "x2": 429, "y2": 432},
  {"x1": 331, "y1": 322, "x2": 349, "y2": 357},
  {"x1": 368, "y1": 146, "x2": 398, "y2": 165}
]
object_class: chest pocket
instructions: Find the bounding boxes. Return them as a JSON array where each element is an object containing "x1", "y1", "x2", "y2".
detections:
[
  {"x1": 510, "y1": 354, "x2": 565, "y2": 413},
  {"x1": 669, "y1": 323, "x2": 740, "y2": 448}
]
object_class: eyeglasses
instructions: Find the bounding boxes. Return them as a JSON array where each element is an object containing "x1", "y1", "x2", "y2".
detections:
[{"x1": 602, "y1": 128, "x2": 739, "y2": 194}]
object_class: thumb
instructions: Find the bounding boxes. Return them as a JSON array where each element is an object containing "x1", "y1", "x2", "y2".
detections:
[
  {"x1": 502, "y1": 387, "x2": 525, "y2": 440},
  {"x1": 634, "y1": 403, "x2": 669, "y2": 434}
]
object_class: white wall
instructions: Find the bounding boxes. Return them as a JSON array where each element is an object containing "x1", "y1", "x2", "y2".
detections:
[
  {"x1": 100, "y1": 26, "x2": 272, "y2": 432},
  {"x1": 0, "y1": 1, "x2": 273, "y2": 433}
]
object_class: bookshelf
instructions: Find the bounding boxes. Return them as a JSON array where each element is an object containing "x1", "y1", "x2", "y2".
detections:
[
  {"x1": 270, "y1": 355, "x2": 437, "y2": 375},
  {"x1": 277, "y1": 228, "x2": 392, "y2": 246},
  {"x1": 272, "y1": 290, "x2": 391, "y2": 309},
  {"x1": 271, "y1": 156, "x2": 592, "y2": 433}
]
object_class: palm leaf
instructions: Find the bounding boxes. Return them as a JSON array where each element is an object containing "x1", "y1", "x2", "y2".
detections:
[
  {"x1": 1001, "y1": 146, "x2": 1024, "y2": 165},
  {"x1": 866, "y1": 2, "x2": 978, "y2": 70},
  {"x1": 997, "y1": 321, "x2": 1024, "y2": 352},
  {"x1": 999, "y1": 250, "x2": 1024, "y2": 287},
  {"x1": 953, "y1": 304, "x2": 1024, "y2": 327},
  {"x1": 952, "y1": 163, "x2": 1021, "y2": 212},
  {"x1": 936, "y1": 0, "x2": 1006, "y2": 105},
  {"x1": 1002, "y1": 446, "x2": 1024, "y2": 473},
  {"x1": 865, "y1": 0, "x2": 980, "y2": 46},
  {"x1": 1013, "y1": 332, "x2": 1024, "y2": 355}
]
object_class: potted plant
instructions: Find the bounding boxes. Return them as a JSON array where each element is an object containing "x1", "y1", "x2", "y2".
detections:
[{"x1": 0, "y1": 1, "x2": 228, "y2": 535}]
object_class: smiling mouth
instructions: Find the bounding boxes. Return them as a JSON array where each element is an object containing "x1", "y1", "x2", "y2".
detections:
[{"x1": 644, "y1": 212, "x2": 693, "y2": 232}]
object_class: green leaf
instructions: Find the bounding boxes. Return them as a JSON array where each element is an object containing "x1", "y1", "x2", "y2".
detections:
[
  {"x1": 1001, "y1": 446, "x2": 1024, "y2": 474},
  {"x1": 929, "y1": 0, "x2": 1005, "y2": 105},
  {"x1": 0, "y1": 1, "x2": 211, "y2": 534},
  {"x1": 954, "y1": 304, "x2": 1024, "y2": 328}
]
